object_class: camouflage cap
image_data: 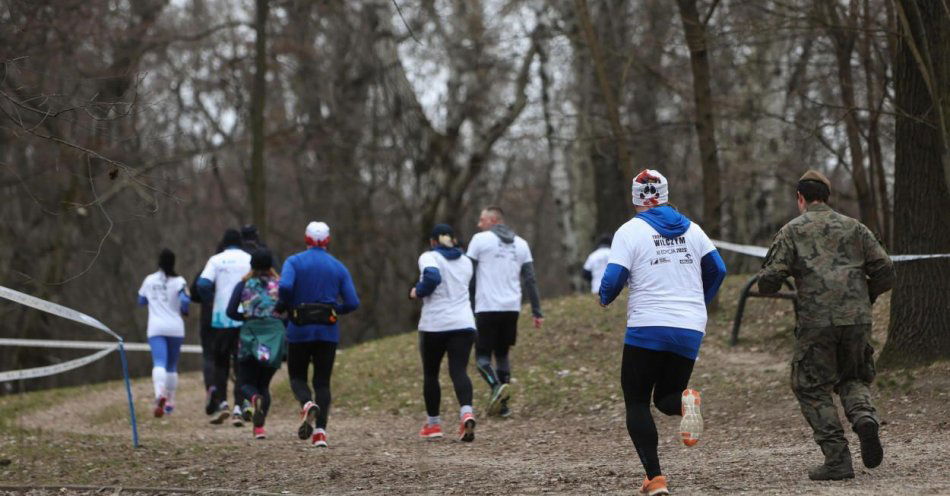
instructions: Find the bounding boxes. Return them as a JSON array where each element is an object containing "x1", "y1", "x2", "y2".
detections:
[{"x1": 799, "y1": 170, "x2": 831, "y2": 190}]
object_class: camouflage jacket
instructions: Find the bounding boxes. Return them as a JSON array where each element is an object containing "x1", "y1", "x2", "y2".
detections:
[{"x1": 757, "y1": 203, "x2": 894, "y2": 327}]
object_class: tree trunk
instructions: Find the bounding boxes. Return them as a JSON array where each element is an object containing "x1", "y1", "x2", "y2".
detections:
[
  {"x1": 571, "y1": 0, "x2": 634, "y2": 237},
  {"x1": 817, "y1": 0, "x2": 881, "y2": 235},
  {"x1": 879, "y1": 0, "x2": 950, "y2": 367},
  {"x1": 249, "y1": 0, "x2": 269, "y2": 237},
  {"x1": 676, "y1": 0, "x2": 722, "y2": 238},
  {"x1": 539, "y1": 35, "x2": 582, "y2": 291}
]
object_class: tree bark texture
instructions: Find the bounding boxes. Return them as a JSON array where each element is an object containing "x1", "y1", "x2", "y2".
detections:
[
  {"x1": 569, "y1": 0, "x2": 633, "y2": 236},
  {"x1": 676, "y1": 0, "x2": 722, "y2": 238},
  {"x1": 249, "y1": 0, "x2": 269, "y2": 237},
  {"x1": 879, "y1": 0, "x2": 950, "y2": 367},
  {"x1": 817, "y1": 0, "x2": 880, "y2": 236}
]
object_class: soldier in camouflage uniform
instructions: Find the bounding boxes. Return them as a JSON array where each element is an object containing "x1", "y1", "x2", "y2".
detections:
[{"x1": 758, "y1": 170, "x2": 895, "y2": 481}]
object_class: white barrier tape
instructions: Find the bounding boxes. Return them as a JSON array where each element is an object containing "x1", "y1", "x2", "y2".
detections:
[
  {"x1": 0, "y1": 338, "x2": 202, "y2": 354},
  {"x1": 0, "y1": 343, "x2": 118, "y2": 382},
  {"x1": 890, "y1": 253, "x2": 950, "y2": 262},
  {"x1": 711, "y1": 240, "x2": 768, "y2": 258},
  {"x1": 712, "y1": 240, "x2": 950, "y2": 262},
  {"x1": 0, "y1": 286, "x2": 119, "y2": 340}
]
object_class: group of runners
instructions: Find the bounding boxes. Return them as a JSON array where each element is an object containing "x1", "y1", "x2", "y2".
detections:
[
  {"x1": 137, "y1": 207, "x2": 543, "y2": 446},
  {"x1": 137, "y1": 168, "x2": 892, "y2": 495}
]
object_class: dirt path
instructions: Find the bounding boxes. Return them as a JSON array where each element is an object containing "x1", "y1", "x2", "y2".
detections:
[{"x1": 4, "y1": 343, "x2": 949, "y2": 495}]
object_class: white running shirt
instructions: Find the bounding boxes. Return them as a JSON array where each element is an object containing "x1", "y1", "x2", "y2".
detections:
[
  {"x1": 417, "y1": 251, "x2": 476, "y2": 332},
  {"x1": 199, "y1": 248, "x2": 252, "y2": 328},
  {"x1": 466, "y1": 231, "x2": 533, "y2": 313},
  {"x1": 138, "y1": 271, "x2": 187, "y2": 338},
  {"x1": 608, "y1": 218, "x2": 716, "y2": 332},
  {"x1": 583, "y1": 246, "x2": 611, "y2": 294}
]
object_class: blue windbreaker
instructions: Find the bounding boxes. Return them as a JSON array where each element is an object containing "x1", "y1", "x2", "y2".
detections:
[{"x1": 279, "y1": 247, "x2": 360, "y2": 343}]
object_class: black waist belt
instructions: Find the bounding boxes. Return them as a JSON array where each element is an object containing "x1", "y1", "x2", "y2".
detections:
[{"x1": 290, "y1": 303, "x2": 337, "y2": 326}]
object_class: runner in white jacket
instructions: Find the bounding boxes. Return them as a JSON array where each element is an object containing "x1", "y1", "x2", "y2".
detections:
[{"x1": 410, "y1": 224, "x2": 477, "y2": 442}]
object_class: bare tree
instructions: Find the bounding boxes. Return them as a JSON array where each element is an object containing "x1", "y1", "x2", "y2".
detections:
[
  {"x1": 676, "y1": 0, "x2": 722, "y2": 237},
  {"x1": 879, "y1": 0, "x2": 950, "y2": 367}
]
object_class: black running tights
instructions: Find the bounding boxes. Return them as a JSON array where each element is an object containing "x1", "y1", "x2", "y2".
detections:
[
  {"x1": 287, "y1": 340, "x2": 337, "y2": 429},
  {"x1": 237, "y1": 358, "x2": 278, "y2": 426},
  {"x1": 211, "y1": 327, "x2": 242, "y2": 407},
  {"x1": 621, "y1": 344, "x2": 695, "y2": 478},
  {"x1": 419, "y1": 330, "x2": 475, "y2": 417}
]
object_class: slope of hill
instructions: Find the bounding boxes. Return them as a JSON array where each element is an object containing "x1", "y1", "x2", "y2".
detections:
[{"x1": 0, "y1": 276, "x2": 948, "y2": 495}]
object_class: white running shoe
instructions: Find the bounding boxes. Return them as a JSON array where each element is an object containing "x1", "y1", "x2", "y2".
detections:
[
  {"x1": 231, "y1": 405, "x2": 244, "y2": 427},
  {"x1": 680, "y1": 389, "x2": 703, "y2": 446}
]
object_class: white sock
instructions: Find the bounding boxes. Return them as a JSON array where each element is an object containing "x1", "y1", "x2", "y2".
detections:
[
  {"x1": 165, "y1": 372, "x2": 178, "y2": 403},
  {"x1": 315, "y1": 428, "x2": 326, "y2": 435},
  {"x1": 459, "y1": 405, "x2": 473, "y2": 419},
  {"x1": 427, "y1": 415, "x2": 441, "y2": 425},
  {"x1": 151, "y1": 367, "x2": 167, "y2": 399}
]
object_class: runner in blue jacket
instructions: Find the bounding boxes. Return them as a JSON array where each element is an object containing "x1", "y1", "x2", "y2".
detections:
[{"x1": 279, "y1": 221, "x2": 359, "y2": 448}]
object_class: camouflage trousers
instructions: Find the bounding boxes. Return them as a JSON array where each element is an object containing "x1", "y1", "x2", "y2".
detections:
[{"x1": 791, "y1": 324, "x2": 878, "y2": 466}]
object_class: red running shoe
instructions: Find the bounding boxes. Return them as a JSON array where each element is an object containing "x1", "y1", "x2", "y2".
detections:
[
  {"x1": 419, "y1": 423, "x2": 443, "y2": 439},
  {"x1": 298, "y1": 401, "x2": 319, "y2": 440},
  {"x1": 311, "y1": 431, "x2": 328, "y2": 448},
  {"x1": 253, "y1": 426, "x2": 266, "y2": 439},
  {"x1": 458, "y1": 413, "x2": 475, "y2": 442},
  {"x1": 153, "y1": 396, "x2": 166, "y2": 418}
]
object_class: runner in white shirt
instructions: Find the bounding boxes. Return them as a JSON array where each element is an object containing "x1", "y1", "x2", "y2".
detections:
[
  {"x1": 582, "y1": 234, "x2": 612, "y2": 294},
  {"x1": 599, "y1": 169, "x2": 726, "y2": 496},
  {"x1": 137, "y1": 249, "x2": 190, "y2": 418},
  {"x1": 410, "y1": 224, "x2": 477, "y2": 442},
  {"x1": 466, "y1": 206, "x2": 543, "y2": 417},
  {"x1": 197, "y1": 228, "x2": 252, "y2": 425}
]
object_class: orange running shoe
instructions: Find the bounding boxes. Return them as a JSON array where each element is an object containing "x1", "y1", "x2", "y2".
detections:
[
  {"x1": 680, "y1": 389, "x2": 703, "y2": 447},
  {"x1": 419, "y1": 423, "x2": 443, "y2": 439},
  {"x1": 458, "y1": 412, "x2": 476, "y2": 442},
  {"x1": 638, "y1": 475, "x2": 669, "y2": 496}
]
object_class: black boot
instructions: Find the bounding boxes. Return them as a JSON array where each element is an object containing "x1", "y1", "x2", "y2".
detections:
[
  {"x1": 853, "y1": 416, "x2": 883, "y2": 469},
  {"x1": 808, "y1": 447, "x2": 854, "y2": 481}
]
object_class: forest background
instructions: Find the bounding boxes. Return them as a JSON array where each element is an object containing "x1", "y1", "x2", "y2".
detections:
[{"x1": 1, "y1": 0, "x2": 948, "y2": 389}]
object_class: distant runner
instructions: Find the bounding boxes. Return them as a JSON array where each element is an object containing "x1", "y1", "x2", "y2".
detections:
[
  {"x1": 600, "y1": 169, "x2": 726, "y2": 496},
  {"x1": 190, "y1": 241, "x2": 221, "y2": 416},
  {"x1": 582, "y1": 234, "x2": 612, "y2": 294},
  {"x1": 410, "y1": 224, "x2": 477, "y2": 442},
  {"x1": 279, "y1": 221, "x2": 360, "y2": 448},
  {"x1": 466, "y1": 206, "x2": 542, "y2": 417},
  {"x1": 137, "y1": 248, "x2": 190, "y2": 418},
  {"x1": 197, "y1": 228, "x2": 252, "y2": 426},
  {"x1": 758, "y1": 170, "x2": 893, "y2": 481}
]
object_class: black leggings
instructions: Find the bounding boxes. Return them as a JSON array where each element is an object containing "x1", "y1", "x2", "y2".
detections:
[
  {"x1": 621, "y1": 345, "x2": 695, "y2": 478},
  {"x1": 199, "y1": 304, "x2": 214, "y2": 390},
  {"x1": 211, "y1": 327, "x2": 242, "y2": 406},
  {"x1": 237, "y1": 358, "x2": 278, "y2": 427},
  {"x1": 419, "y1": 330, "x2": 475, "y2": 417},
  {"x1": 287, "y1": 340, "x2": 337, "y2": 429}
]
